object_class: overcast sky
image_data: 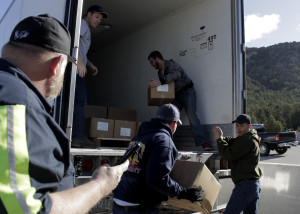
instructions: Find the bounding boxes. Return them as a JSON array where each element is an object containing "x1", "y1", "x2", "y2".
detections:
[{"x1": 1, "y1": 0, "x2": 300, "y2": 48}]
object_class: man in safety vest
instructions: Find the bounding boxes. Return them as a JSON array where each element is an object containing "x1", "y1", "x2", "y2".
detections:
[{"x1": 0, "y1": 14, "x2": 128, "y2": 213}]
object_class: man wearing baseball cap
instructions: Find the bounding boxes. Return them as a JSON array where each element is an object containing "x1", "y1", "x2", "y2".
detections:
[
  {"x1": 0, "y1": 14, "x2": 128, "y2": 213},
  {"x1": 113, "y1": 104, "x2": 203, "y2": 213},
  {"x1": 213, "y1": 114, "x2": 262, "y2": 214},
  {"x1": 72, "y1": 5, "x2": 109, "y2": 148}
]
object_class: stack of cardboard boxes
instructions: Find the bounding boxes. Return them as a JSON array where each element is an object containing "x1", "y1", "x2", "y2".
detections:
[
  {"x1": 85, "y1": 105, "x2": 139, "y2": 145},
  {"x1": 85, "y1": 80, "x2": 175, "y2": 146},
  {"x1": 108, "y1": 107, "x2": 137, "y2": 139}
]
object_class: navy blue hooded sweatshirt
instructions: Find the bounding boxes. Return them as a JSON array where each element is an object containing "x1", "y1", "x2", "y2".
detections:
[{"x1": 113, "y1": 118, "x2": 184, "y2": 207}]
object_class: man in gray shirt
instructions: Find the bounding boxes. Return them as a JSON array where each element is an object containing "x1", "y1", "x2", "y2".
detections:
[{"x1": 72, "y1": 5, "x2": 108, "y2": 148}]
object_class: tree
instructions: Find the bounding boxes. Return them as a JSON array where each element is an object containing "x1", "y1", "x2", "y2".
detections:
[
  {"x1": 282, "y1": 104, "x2": 292, "y2": 128},
  {"x1": 246, "y1": 42, "x2": 300, "y2": 131},
  {"x1": 265, "y1": 115, "x2": 282, "y2": 132},
  {"x1": 291, "y1": 110, "x2": 300, "y2": 130}
]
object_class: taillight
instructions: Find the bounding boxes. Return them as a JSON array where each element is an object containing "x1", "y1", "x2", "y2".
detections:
[
  {"x1": 82, "y1": 159, "x2": 94, "y2": 172},
  {"x1": 275, "y1": 134, "x2": 279, "y2": 141},
  {"x1": 101, "y1": 159, "x2": 110, "y2": 165}
]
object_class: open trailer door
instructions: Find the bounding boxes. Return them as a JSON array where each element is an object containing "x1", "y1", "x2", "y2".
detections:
[{"x1": 54, "y1": 0, "x2": 83, "y2": 144}]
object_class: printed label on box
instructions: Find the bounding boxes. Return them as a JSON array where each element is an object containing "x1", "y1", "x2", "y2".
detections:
[
  {"x1": 157, "y1": 84, "x2": 169, "y2": 92},
  {"x1": 120, "y1": 128, "x2": 131, "y2": 137},
  {"x1": 97, "y1": 122, "x2": 109, "y2": 131}
]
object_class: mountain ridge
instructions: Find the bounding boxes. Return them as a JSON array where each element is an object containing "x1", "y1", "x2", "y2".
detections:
[{"x1": 246, "y1": 41, "x2": 300, "y2": 131}]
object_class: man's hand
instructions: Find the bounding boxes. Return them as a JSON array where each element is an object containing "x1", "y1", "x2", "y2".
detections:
[
  {"x1": 49, "y1": 160, "x2": 129, "y2": 214},
  {"x1": 149, "y1": 79, "x2": 161, "y2": 88},
  {"x1": 213, "y1": 126, "x2": 223, "y2": 141},
  {"x1": 177, "y1": 186, "x2": 204, "y2": 203},
  {"x1": 91, "y1": 160, "x2": 129, "y2": 196},
  {"x1": 88, "y1": 64, "x2": 98, "y2": 76},
  {"x1": 77, "y1": 56, "x2": 87, "y2": 77},
  {"x1": 86, "y1": 59, "x2": 98, "y2": 76}
]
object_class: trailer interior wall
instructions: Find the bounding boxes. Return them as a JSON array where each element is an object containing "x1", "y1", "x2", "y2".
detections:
[
  {"x1": 86, "y1": 0, "x2": 234, "y2": 124},
  {"x1": 0, "y1": 0, "x2": 66, "y2": 55}
]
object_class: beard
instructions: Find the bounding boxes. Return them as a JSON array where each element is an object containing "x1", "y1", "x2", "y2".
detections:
[
  {"x1": 46, "y1": 65, "x2": 65, "y2": 100},
  {"x1": 154, "y1": 61, "x2": 160, "y2": 70}
]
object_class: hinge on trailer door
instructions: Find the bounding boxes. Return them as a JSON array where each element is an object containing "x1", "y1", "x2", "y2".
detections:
[
  {"x1": 242, "y1": 90, "x2": 247, "y2": 100},
  {"x1": 71, "y1": 46, "x2": 79, "y2": 63},
  {"x1": 241, "y1": 43, "x2": 246, "y2": 53},
  {"x1": 74, "y1": 156, "x2": 82, "y2": 177}
]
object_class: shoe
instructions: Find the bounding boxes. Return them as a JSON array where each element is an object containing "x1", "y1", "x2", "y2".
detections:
[
  {"x1": 201, "y1": 142, "x2": 213, "y2": 151},
  {"x1": 72, "y1": 137, "x2": 99, "y2": 149}
]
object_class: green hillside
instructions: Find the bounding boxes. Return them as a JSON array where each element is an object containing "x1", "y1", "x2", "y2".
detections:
[{"x1": 246, "y1": 42, "x2": 300, "y2": 131}]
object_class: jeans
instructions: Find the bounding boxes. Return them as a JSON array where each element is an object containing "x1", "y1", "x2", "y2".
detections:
[
  {"x1": 72, "y1": 76, "x2": 87, "y2": 139},
  {"x1": 112, "y1": 203, "x2": 160, "y2": 214},
  {"x1": 224, "y1": 180, "x2": 261, "y2": 214},
  {"x1": 172, "y1": 87, "x2": 207, "y2": 146}
]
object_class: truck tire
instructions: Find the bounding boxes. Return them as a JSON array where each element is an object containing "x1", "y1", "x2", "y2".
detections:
[
  {"x1": 260, "y1": 142, "x2": 270, "y2": 156},
  {"x1": 275, "y1": 147, "x2": 288, "y2": 155}
]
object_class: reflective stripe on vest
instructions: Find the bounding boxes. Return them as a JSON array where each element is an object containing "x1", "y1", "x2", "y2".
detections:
[{"x1": 0, "y1": 105, "x2": 42, "y2": 214}]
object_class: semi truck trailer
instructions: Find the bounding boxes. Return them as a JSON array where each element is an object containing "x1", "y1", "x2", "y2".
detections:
[{"x1": 3, "y1": 0, "x2": 300, "y2": 214}]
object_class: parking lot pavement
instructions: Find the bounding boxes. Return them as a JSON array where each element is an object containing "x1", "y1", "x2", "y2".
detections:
[{"x1": 260, "y1": 144, "x2": 300, "y2": 165}]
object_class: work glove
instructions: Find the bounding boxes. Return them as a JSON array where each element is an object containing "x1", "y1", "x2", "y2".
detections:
[{"x1": 177, "y1": 186, "x2": 204, "y2": 203}]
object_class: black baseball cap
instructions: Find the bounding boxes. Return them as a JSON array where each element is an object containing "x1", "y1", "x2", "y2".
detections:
[
  {"x1": 156, "y1": 104, "x2": 182, "y2": 125},
  {"x1": 87, "y1": 5, "x2": 108, "y2": 18},
  {"x1": 9, "y1": 14, "x2": 76, "y2": 64},
  {"x1": 232, "y1": 114, "x2": 251, "y2": 124}
]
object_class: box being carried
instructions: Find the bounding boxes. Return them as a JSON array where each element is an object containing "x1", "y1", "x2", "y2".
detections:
[
  {"x1": 165, "y1": 160, "x2": 221, "y2": 214},
  {"x1": 148, "y1": 82, "x2": 175, "y2": 106}
]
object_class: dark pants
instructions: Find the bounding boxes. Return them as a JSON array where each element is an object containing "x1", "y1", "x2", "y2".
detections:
[
  {"x1": 112, "y1": 202, "x2": 160, "y2": 214},
  {"x1": 172, "y1": 87, "x2": 207, "y2": 146},
  {"x1": 72, "y1": 76, "x2": 87, "y2": 139},
  {"x1": 224, "y1": 179, "x2": 261, "y2": 214}
]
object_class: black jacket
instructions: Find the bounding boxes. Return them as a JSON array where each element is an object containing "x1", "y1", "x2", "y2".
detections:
[
  {"x1": 0, "y1": 58, "x2": 74, "y2": 214},
  {"x1": 217, "y1": 129, "x2": 262, "y2": 184}
]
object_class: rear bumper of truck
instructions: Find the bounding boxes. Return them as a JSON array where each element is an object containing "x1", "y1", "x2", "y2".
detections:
[
  {"x1": 290, "y1": 141, "x2": 299, "y2": 146},
  {"x1": 278, "y1": 142, "x2": 291, "y2": 148}
]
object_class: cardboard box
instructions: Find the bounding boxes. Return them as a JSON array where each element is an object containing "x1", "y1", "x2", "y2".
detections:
[
  {"x1": 165, "y1": 160, "x2": 221, "y2": 214},
  {"x1": 136, "y1": 122, "x2": 142, "y2": 134},
  {"x1": 148, "y1": 82, "x2": 175, "y2": 106},
  {"x1": 107, "y1": 107, "x2": 137, "y2": 121},
  {"x1": 114, "y1": 120, "x2": 137, "y2": 139},
  {"x1": 85, "y1": 105, "x2": 107, "y2": 118},
  {"x1": 86, "y1": 118, "x2": 114, "y2": 138}
]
